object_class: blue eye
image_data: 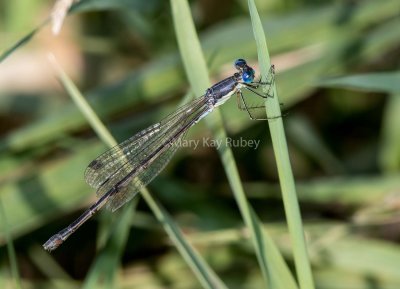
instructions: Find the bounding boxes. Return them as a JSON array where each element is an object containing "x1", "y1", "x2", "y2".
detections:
[
  {"x1": 234, "y1": 58, "x2": 247, "y2": 69},
  {"x1": 242, "y1": 68, "x2": 255, "y2": 83}
]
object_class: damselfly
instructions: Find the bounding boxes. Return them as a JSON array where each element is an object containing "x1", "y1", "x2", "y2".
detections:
[{"x1": 43, "y1": 58, "x2": 275, "y2": 251}]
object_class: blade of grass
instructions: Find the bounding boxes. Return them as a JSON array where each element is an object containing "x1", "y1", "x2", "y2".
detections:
[
  {"x1": 171, "y1": 0, "x2": 298, "y2": 288},
  {"x1": 50, "y1": 55, "x2": 228, "y2": 289},
  {"x1": 49, "y1": 54, "x2": 117, "y2": 148},
  {"x1": 0, "y1": 197, "x2": 22, "y2": 289},
  {"x1": 316, "y1": 71, "x2": 400, "y2": 93},
  {"x1": 379, "y1": 93, "x2": 400, "y2": 172},
  {"x1": 82, "y1": 200, "x2": 137, "y2": 289},
  {"x1": 0, "y1": 19, "x2": 48, "y2": 63},
  {"x1": 29, "y1": 244, "x2": 72, "y2": 280},
  {"x1": 286, "y1": 116, "x2": 346, "y2": 174},
  {"x1": 50, "y1": 53, "x2": 132, "y2": 288},
  {"x1": 0, "y1": 0, "x2": 159, "y2": 63},
  {"x1": 248, "y1": 1, "x2": 315, "y2": 289}
]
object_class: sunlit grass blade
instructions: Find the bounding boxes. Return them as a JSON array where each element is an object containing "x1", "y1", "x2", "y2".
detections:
[
  {"x1": 171, "y1": 0, "x2": 298, "y2": 288},
  {"x1": 50, "y1": 54, "x2": 228, "y2": 289},
  {"x1": 51, "y1": 0, "x2": 79, "y2": 35},
  {"x1": 248, "y1": 1, "x2": 315, "y2": 289}
]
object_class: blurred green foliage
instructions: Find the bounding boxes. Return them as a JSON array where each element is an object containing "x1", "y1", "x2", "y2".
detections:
[{"x1": 1, "y1": 0, "x2": 400, "y2": 288}]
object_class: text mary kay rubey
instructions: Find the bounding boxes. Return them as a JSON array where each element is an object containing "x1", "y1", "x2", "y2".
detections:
[{"x1": 173, "y1": 137, "x2": 260, "y2": 150}]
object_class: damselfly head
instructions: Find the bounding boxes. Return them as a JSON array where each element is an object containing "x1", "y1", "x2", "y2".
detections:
[{"x1": 234, "y1": 58, "x2": 247, "y2": 70}]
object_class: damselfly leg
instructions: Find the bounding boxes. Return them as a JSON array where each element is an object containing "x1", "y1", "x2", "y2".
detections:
[{"x1": 237, "y1": 65, "x2": 277, "y2": 120}]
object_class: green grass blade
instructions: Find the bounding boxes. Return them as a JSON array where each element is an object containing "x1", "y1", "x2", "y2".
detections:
[
  {"x1": 49, "y1": 54, "x2": 117, "y2": 148},
  {"x1": 51, "y1": 54, "x2": 228, "y2": 289},
  {"x1": 51, "y1": 54, "x2": 132, "y2": 288},
  {"x1": 0, "y1": 197, "x2": 22, "y2": 289},
  {"x1": 379, "y1": 93, "x2": 400, "y2": 172},
  {"x1": 248, "y1": 1, "x2": 315, "y2": 289},
  {"x1": 70, "y1": 0, "x2": 160, "y2": 13},
  {"x1": 171, "y1": 0, "x2": 298, "y2": 288},
  {"x1": 313, "y1": 71, "x2": 400, "y2": 173},
  {"x1": 170, "y1": 1, "x2": 209, "y2": 92},
  {"x1": 140, "y1": 192, "x2": 229, "y2": 289},
  {"x1": 0, "y1": 0, "x2": 157, "y2": 64},
  {"x1": 286, "y1": 116, "x2": 346, "y2": 174},
  {"x1": 316, "y1": 71, "x2": 400, "y2": 93},
  {"x1": 0, "y1": 19, "x2": 48, "y2": 63},
  {"x1": 83, "y1": 201, "x2": 137, "y2": 289},
  {"x1": 28, "y1": 244, "x2": 72, "y2": 280}
]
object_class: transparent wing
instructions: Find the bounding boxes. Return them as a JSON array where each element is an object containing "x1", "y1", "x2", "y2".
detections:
[
  {"x1": 84, "y1": 96, "x2": 207, "y2": 189},
  {"x1": 106, "y1": 129, "x2": 187, "y2": 211},
  {"x1": 84, "y1": 95, "x2": 211, "y2": 211},
  {"x1": 84, "y1": 123, "x2": 160, "y2": 189}
]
